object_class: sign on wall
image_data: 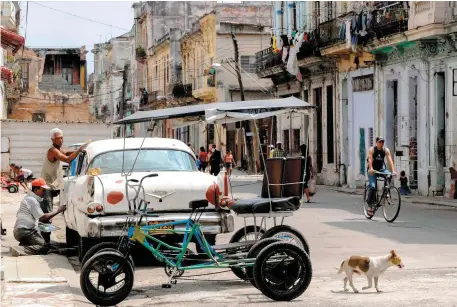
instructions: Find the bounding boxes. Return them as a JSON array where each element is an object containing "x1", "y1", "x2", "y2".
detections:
[{"x1": 353, "y1": 74, "x2": 374, "y2": 92}]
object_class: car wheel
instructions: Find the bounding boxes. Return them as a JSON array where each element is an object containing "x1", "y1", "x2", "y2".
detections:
[{"x1": 65, "y1": 227, "x2": 79, "y2": 248}]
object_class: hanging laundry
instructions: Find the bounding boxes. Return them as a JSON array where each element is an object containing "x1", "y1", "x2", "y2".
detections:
[
  {"x1": 339, "y1": 22, "x2": 346, "y2": 41},
  {"x1": 294, "y1": 31, "x2": 304, "y2": 50},
  {"x1": 272, "y1": 36, "x2": 277, "y2": 50},
  {"x1": 286, "y1": 45, "x2": 301, "y2": 82},
  {"x1": 280, "y1": 35, "x2": 289, "y2": 47},
  {"x1": 303, "y1": 32, "x2": 308, "y2": 42},
  {"x1": 345, "y1": 20, "x2": 351, "y2": 48},
  {"x1": 282, "y1": 46, "x2": 289, "y2": 63},
  {"x1": 360, "y1": 12, "x2": 367, "y2": 37},
  {"x1": 277, "y1": 35, "x2": 283, "y2": 51}
]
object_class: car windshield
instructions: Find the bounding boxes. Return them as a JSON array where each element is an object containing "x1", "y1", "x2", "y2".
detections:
[{"x1": 88, "y1": 149, "x2": 197, "y2": 174}]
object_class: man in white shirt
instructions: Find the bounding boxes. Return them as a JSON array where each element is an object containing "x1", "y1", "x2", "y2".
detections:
[{"x1": 11, "y1": 178, "x2": 67, "y2": 256}]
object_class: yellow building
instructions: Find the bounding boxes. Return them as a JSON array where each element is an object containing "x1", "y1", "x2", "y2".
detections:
[
  {"x1": 181, "y1": 11, "x2": 217, "y2": 103},
  {"x1": 148, "y1": 34, "x2": 172, "y2": 99}
]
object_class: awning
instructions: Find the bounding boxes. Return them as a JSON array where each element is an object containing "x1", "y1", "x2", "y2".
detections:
[
  {"x1": 115, "y1": 96, "x2": 315, "y2": 124},
  {"x1": 1, "y1": 66, "x2": 13, "y2": 84},
  {"x1": 1, "y1": 28, "x2": 25, "y2": 54}
]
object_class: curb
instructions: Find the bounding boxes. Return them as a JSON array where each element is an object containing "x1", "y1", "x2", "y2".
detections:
[{"x1": 411, "y1": 200, "x2": 457, "y2": 209}]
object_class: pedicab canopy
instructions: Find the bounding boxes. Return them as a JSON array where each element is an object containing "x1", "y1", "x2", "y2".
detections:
[{"x1": 114, "y1": 96, "x2": 315, "y2": 125}]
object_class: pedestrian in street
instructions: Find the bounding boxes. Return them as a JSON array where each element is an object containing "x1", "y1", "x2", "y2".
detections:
[
  {"x1": 14, "y1": 165, "x2": 34, "y2": 193},
  {"x1": 11, "y1": 178, "x2": 67, "y2": 257},
  {"x1": 41, "y1": 128, "x2": 88, "y2": 242},
  {"x1": 209, "y1": 144, "x2": 222, "y2": 176},
  {"x1": 273, "y1": 142, "x2": 286, "y2": 158},
  {"x1": 224, "y1": 149, "x2": 236, "y2": 176},
  {"x1": 300, "y1": 144, "x2": 314, "y2": 203},
  {"x1": 198, "y1": 147, "x2": 208, "y2": 172}
]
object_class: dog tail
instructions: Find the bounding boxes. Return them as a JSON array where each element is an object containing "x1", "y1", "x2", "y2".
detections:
[{"x1": 337, "y1": 260, "x2": 345, "y2": 274}]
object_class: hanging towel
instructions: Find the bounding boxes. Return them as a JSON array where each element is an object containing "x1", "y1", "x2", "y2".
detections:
[
  {"x1": 345, "y1": 20, "x2": 351, "y2": 48},
  {"x1": 272, "y1": 36, "x2": 277, "y2": 50},
  {"x1": 280, "y1": 35, "x2": 289, "y2": 47},
  {"x1": 287, "y1": 46, "x2": 298, "y2": 75},
  {"x1": 361, "y1": 12, "x2": 367, "y2": 37},
  {"x1": 282, "y1": 46, "x2": 289, "y2": 63},
  {"x1": 303, "y1": 32, "x2": 308, "y2": 42},
  {"x1": 277, "y1": 35, "x2": 283, "y2": 51},
  {"x1": 339, "y1": 22, "x2": 346, "y2": 41}
]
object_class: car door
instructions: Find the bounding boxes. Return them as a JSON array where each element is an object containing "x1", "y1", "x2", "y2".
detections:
[{"x1": 63, "y1": 152, "x2": 85, "y2": 230}]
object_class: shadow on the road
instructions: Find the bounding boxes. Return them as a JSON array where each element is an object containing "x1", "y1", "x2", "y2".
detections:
[{"x1": 128, "y1": 278, "x2": 250, "y2": 298}]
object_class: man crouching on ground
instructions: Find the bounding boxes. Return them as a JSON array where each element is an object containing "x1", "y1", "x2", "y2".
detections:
[{"x1": 11, "y1": 178, "x2": 67, "y2": 256}]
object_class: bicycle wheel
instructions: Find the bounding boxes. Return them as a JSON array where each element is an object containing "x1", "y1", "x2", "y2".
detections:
[
  {"x1": 363, "y1": 186, "x2": 374, "y2": 219},
  {"x1": 382, "y1": 186, "x2": 401, "y2": 223}
]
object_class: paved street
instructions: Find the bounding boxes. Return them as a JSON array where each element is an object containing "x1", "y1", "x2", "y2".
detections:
[{"x1": 2, "y1": 181, "x2": 457, "y2": 306}]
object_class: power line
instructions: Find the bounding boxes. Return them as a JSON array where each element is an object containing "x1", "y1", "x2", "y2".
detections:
[
  {"x1": 20, "y1": 87, "x2": 123, "y2": 101},
  {"x1": 29, "y1": 1, "x2": 130, "y2": 32}
]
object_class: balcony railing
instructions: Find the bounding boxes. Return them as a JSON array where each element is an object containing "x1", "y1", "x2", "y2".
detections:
[
  {"x1": 372, "y1": 2, "x2": 409, "y2": 39},
  {"x1": 319, "y1": 18, "x2": 345, "y2": 49},
  {"x1": 255, "y1": 42, "x2": 320, "y2": 75}
]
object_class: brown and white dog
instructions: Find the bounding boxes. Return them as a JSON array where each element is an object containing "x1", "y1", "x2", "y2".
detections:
[{"x1": 337, "y1": 250, "x2": 404, "y2": 293}]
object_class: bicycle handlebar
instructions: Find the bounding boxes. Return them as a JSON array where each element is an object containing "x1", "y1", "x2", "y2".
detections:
[{"x1": 126, "y1": 173, "x2": 159, "y2": 212}]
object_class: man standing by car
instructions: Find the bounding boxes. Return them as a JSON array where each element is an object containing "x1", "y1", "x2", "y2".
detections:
[
  {"x1": 209, "y1": 144, "x2": 222, "y2": 176},
  {"x1": 11, "y1": 178, "x2": 67, "y2": 256},
  {"x1": 41, "y1": 128, "x2": 89, "y2": 213}
]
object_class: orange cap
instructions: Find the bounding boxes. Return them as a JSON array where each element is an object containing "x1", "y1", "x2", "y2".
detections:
[{"x1": 31, "y1": 178, "x2": 50, "y2": 189}]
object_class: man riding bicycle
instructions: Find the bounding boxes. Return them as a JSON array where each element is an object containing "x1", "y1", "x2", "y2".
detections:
[{"x1": 366, "y1": 137, "x2": 397, "y2": 215}]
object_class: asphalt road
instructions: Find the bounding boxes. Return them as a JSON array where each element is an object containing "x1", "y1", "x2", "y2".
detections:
[{"x1": 65, "y1": 180, "x2": 457, "y2": 307}]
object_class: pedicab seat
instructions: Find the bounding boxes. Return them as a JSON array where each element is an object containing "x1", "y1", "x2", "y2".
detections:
[{"x1": 230, "y1": 196, "x2": 300, "y2": 214}]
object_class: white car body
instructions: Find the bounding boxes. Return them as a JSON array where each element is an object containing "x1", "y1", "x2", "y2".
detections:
[{"x1": 61, "y1": 138, "x2": 234, "y2": 248}]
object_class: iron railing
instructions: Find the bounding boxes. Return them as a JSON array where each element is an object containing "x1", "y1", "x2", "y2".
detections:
[
  {"x1": 372, "y1": 2, "x2": 409, "y2": 39},
  {"x1": 319, "y1": 18, "x2": 345, "y2": 48}
]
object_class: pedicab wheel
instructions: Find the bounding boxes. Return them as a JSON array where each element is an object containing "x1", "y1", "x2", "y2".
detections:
[
  {"x1": 382, "y1": 186, "x2": 401, "y2": 223},
  {"x1": 81, "y1": 242, "x2": 135, "y2": 269},
  {"x1": 80, "y1": 250, "x2": 134, "y2": 306},
  {"x1": 229, "y1": 225, "x2": 265, "y2": 243},
  {"x1": 253, "y1": 242, "x2": 312, "y2": 301},
  {"x1": 363, "y1": 186, "x2": 374, "y2": 220},
  {"x1": 245, "y1": 238, "x2": 281, "y2": 288},
  {"x1": 229, "y1": 225, "x2": 265, "y2": 281},
  {"x1": 261, "y1": 225, "x2": 310, "y2": 256},
  {"x1": 8, "y1": 185, "x2": 18, "y2": 193}
]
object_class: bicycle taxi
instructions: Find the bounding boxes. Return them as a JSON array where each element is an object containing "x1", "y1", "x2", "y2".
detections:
[{"x1": 79, "y1": 97, "x2": 316, "y2": 305}]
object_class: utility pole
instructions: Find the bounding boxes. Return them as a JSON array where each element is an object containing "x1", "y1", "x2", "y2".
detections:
[
  {"x1": 120, "y1": 64, "x2": 127, "y2": 137},
  {"x1": 232, "y1": 33, "x2": 256, "y2": 174}
]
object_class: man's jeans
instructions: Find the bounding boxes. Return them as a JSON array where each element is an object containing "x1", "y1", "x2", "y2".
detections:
[
  {"x1": 13, "y1": 228, "x2": 50, "y2": 256},
  {"x1": 366, "y1": 169, "x2": 390, "y2": 206},
  {"x1": 41, "y1": 189, "x2": 60, "y2": 243}
]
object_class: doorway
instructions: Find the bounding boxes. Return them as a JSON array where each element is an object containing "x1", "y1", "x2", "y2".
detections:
[
  {"x1": 385, "y1": 80, "x2": 398, "y2": 152},
  {"x1": 409, "y1": 77, "x2": 418, "y2": 189},
  {"x1": 341, "y1": 79, "x2": 349, "y2": 184},
  {"x1": 314, "y1": 87, "x2": 323, "y2": 173},
  {"x1": 436, "y1": 72, "x2": 446, "y2": 187}
]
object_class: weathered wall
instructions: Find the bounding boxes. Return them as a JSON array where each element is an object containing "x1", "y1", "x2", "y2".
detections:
[
  {"x1": 217, "y1": 2, "x2": 272, "y2": 26},
  {"x1": 0, "y1": 120, "x2": 111, "y2": 177},
  {"x1": 8, "y1": 97, "x2": 94, "y2": 122}
]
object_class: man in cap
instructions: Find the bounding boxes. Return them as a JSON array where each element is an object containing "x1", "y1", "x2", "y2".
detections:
[
  {"x1": 366, "y1": 136, "x2": 397, "y2": 215},
  {"x1": 11, "y1": 178, "x2": 67, "y2": 256}
]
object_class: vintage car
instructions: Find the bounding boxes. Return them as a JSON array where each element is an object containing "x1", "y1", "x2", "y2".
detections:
[{"x1": 61, "y1": 137, "x2": 234, "y2": 259}]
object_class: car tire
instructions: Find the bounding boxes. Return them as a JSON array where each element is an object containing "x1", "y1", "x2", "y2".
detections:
[{"x1": 65, "y1": 227, "x2": 79, "y2": 248}]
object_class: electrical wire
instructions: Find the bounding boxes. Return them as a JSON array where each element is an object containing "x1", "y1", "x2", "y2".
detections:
[
  {"x1": 19, "y1": 87, "x2": 123, "y2": 101},
  {"x1": 29, "y1": 1, "x2": 130, "y2": 31}
]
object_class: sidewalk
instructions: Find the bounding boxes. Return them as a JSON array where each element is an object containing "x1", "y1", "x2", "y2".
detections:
[
  {"x1": 0, "y1": 191, "x2": 89, "y2": 306},
  {"x1": 320, "y1": 185, "x2": 457, "y2": 208}
]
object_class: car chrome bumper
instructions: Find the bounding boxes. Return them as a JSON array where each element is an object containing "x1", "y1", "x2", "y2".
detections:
[{"x1": 86, "y1": 211, "x2": 234, "y2": 238}]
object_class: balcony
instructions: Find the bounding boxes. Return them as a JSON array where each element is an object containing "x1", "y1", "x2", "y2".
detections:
[
  {"x1": 135, "y1": 46, "x2": 147, "y2": 63},
  {"x1": 192, "y1": 86, "x2": 216, "y2": 101},
  {"x1": 255, "y1": 43, "x2": 321, "y2": 79},
  {"x1": 319, "y1": 13, "x2": 354, "y2": 56},
  {"x1": 371, "y1": 2, "x2": 409, "y2": 40}
]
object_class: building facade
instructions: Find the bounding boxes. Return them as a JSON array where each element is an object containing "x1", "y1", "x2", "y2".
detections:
[{"x1": 1, "y1": 1, "x2": 23, "y2": 119}]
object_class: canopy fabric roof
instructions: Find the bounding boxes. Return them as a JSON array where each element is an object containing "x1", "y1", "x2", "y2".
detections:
[
  {"x1": 1, "y1": 28, "x2": 25, "y2": 54},
  {"x1": 115, "y1": 96, "x2": 314, "y2": 124},
  {"x1": 1, "y1": 66, "x2": 13, "y2": 84}
]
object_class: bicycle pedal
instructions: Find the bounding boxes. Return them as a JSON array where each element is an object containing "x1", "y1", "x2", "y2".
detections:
[{"x1": 162, "y1": 284, "x2": 172, "y2": 288}]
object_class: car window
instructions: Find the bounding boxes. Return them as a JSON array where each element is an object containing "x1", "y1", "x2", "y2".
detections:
[
  {"x1": 77, "y1": 153, "x2": 87, "y2": 175},
  {"x1": 88, "y1": 149, "x2": 197, "y2": 175}
]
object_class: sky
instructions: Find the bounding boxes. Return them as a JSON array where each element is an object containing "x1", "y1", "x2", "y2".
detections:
[{"x1": 18, "y1": 1, "x2": 134, "y2": 74}]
